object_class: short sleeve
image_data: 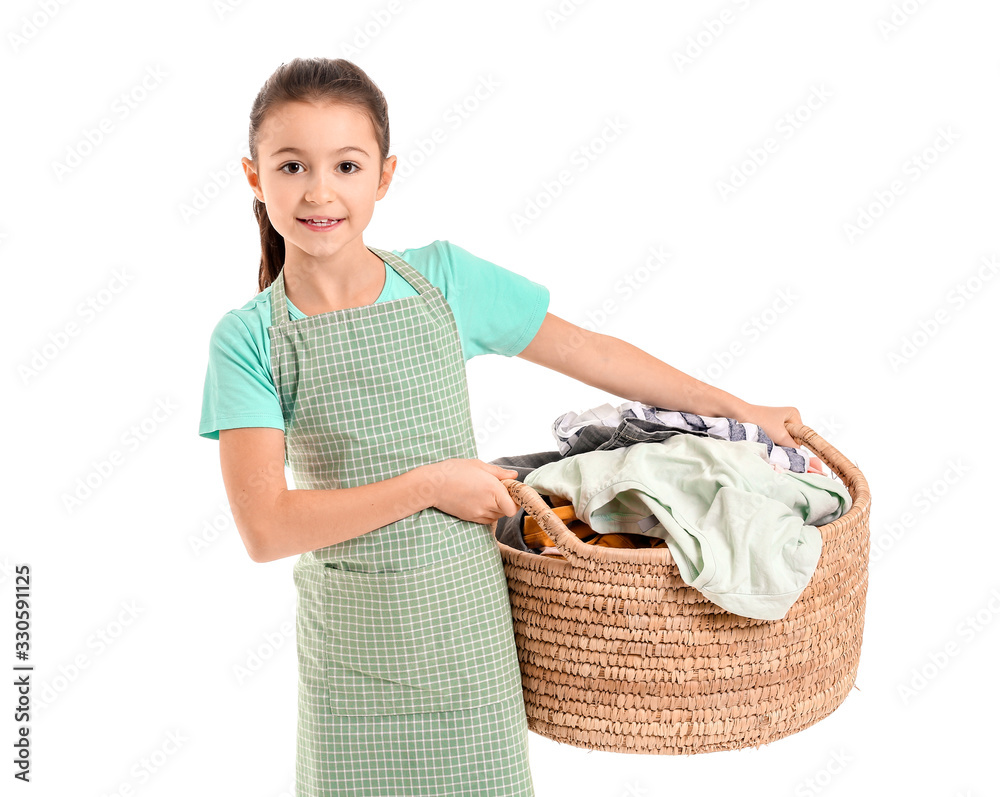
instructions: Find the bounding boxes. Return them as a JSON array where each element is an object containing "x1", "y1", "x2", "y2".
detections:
[
  {"x1": 440, "y1": 241, "x2": 550, "y2": 359},
  {"x1": 199, "y1": 312, "x2": 285, "y2": 441}
]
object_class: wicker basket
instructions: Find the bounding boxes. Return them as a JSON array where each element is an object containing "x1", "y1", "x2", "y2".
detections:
[{"x1": 492, "y1": 421, "x2": 871, "y2": 754}]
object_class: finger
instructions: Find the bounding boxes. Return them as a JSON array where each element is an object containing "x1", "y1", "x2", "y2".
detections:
[
  {"x1": 490, "y1": 464, "x2": 520, "y2": 479},
  {"x1": 777, "y1": 432, "x2": 796, "y2": 448},
  {"x1": 497, "y1": 491, "x2": 519, "y2": 517}
]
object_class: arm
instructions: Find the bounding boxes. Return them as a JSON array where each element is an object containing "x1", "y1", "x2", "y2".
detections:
[
  {"x1": 219, "y1": 427, "x2": 434, "y2": 563},
  {"x1": 218, "y1": 428, "x2": 519, "y2": 563},
  {"x1": 516, "y1": 313, "x2": 802, "y2": 448}
]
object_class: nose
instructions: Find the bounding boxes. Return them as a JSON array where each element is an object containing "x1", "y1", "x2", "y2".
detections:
[{"x1": 304, "y1": 168, "x2": 337, "y2": 204}]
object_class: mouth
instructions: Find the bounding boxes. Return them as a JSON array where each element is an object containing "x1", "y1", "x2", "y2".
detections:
[{"x1": 297, "y1": 217, "x2": 343, "y2": 230}]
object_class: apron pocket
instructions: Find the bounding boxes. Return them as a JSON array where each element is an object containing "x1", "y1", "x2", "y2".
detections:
[{"x1": 322, "y1": 549, "x2": 522, "y2": 716}]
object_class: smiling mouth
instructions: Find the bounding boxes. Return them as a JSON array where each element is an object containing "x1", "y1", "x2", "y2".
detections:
[{"x1": 298, "y1": 217, "x2": 342, "y2": 226}]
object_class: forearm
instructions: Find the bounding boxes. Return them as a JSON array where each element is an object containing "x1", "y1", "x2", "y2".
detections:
[
  {"x1": 254, "y1": 466, "x2": 436, "y2": 563},
  {"x1": 587, "y1": 332, "x2": 753, "y2": 420}
]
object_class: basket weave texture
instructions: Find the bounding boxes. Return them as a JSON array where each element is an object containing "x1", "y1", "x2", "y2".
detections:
[{"x1": 493, "y1": 422, "x2": 871, "y2": 754}]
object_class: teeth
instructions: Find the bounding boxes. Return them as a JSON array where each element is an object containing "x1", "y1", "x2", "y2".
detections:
[{"x1": 304, "y1": 218, "x2": 338, "y2": 224}]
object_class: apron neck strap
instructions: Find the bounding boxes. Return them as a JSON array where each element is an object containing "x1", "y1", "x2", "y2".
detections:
[
  {"x1": 366, "y1": 246, "x2": 434, "y2": 296},
  {"x1": 271, "y1": 267, "x2": 288, "y2": 327},
  {"x1": 270, "y1": 268, "x2": 288, "y2": 328},
  {"x1": 269, "y1": 245, "x2": 433, "y2": 328}
]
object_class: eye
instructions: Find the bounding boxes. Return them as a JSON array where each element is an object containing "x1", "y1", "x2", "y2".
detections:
[
  {"x1": 338, "y1": 162, "x2": 360, "y2": 174},
  {"x1": 279, "y1": 162, "x2": 304, "y2": 175}
]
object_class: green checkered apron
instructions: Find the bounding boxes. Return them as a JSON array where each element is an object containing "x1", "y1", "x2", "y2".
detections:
[{"x1": 268, "y1": 246, "x2": 534, "y2": 796}]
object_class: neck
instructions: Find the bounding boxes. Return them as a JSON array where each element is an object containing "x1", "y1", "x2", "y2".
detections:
[{"x1": 282, "y1": 241, "x2": 385, "y2": 315}]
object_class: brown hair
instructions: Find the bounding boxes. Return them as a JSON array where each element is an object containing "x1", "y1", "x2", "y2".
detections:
[{"x1": 247, "y1": 57, "x2": 390, "y2": 291}]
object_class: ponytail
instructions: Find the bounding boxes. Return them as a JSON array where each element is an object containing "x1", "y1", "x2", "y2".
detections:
[{"x1": 253, "y1": 196, "x2": 285, "y2": 293}]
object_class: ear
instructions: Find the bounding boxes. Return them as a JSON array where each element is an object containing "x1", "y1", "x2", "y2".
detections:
[
  {"x1": 375, "y1": 154, "x2": 397, "y2": 201},
  {"x1": 242, "y1": 157, "x2": 265, "y2": 203}
]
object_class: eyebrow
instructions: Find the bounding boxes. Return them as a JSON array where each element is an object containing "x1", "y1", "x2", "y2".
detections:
[{"x1": 270, "y1": 145, "x2": 370, "y2": 158}]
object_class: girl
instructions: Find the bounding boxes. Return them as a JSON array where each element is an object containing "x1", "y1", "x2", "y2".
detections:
[{"x1": 199, "y1": 57, "x2": 802, "y2": 796}]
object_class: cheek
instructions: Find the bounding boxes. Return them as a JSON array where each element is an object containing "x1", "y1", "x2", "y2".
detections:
[
  {"x1": 339, "y1": 186, "x2": 374, "y2": 214},
  {"x1": 262, "y1": 188, "x2": 296, "y2": 229},
  {"x1": 268, "y1": 180, "x2": 295, "y2": 203},
  {"x1": 265, "y1": 184, "x2": 299, "y2": 220},
  {"x1": 264, "y1": 206, "x2": 286, "y2": 233}
]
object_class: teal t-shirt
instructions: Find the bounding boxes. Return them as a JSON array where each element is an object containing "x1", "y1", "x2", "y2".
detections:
[{"x1": 199, "y1": 239, "x2": 549, "y2": 441}]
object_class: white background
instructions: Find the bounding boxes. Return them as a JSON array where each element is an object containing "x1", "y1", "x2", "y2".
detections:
[{"x1": 3, "y1": 0, "x2": 998, "y2": 795}]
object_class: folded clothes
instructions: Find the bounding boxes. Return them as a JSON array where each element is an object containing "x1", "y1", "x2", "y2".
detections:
[
  {"x1": 523, "y1": 436, "x2": 852, "y2": 621},
  {"x1": 552, "y1": 400, "x2": 825, "y2": 475}
]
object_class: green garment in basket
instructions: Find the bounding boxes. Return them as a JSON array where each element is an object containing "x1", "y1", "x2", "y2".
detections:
[{"x1": 523, "y1": 435, "x2": 852, "y2": 621}]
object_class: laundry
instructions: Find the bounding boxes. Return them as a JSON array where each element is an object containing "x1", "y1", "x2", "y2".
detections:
[
  {"x1": 521, "y1": 499, "x2": 669, "y2": 555},
  {"x1": 521, "y1": 435, "x2": 852, "y2": 621},
  {"x1": 490, "y1": 419, "x2": 811, "y2": 554},
  {"x1": 552, "y1": 400, "x2": 825, "y2": 475}
]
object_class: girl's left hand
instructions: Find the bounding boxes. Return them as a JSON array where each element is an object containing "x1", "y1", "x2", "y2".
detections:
[{"x1": 745, "y1": 404, "x2": 802, "y2": 449}]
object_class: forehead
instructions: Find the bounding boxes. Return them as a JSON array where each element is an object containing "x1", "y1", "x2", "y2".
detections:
[{"x1": 258, "y1": 100, "x2": 375, "y2": 153}]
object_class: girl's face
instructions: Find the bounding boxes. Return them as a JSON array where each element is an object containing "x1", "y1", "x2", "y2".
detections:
[{"x1": 242, "y1": 99, "x2": 395, "y2": 268}]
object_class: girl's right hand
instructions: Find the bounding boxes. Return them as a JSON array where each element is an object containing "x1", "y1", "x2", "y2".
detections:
[{"x1": 421, "y1": 459, "x2": 520, "y2": 525}]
